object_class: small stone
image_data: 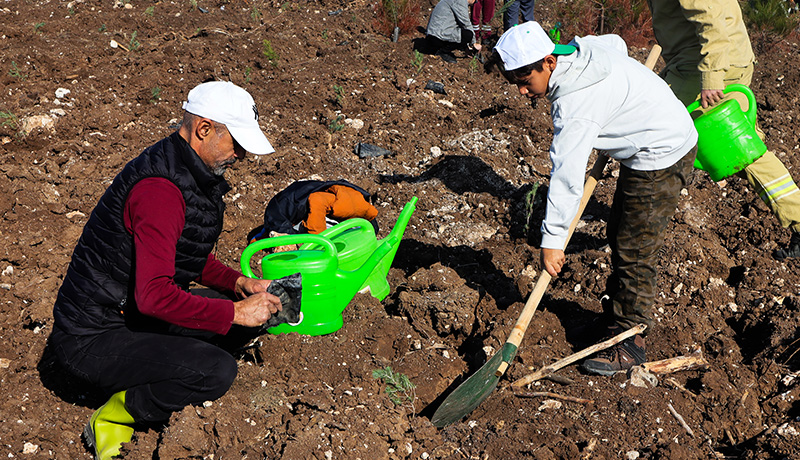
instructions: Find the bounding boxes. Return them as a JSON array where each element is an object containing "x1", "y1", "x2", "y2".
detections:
[
  {"x1": 625, "y1": 451, "x2": 640, "y2": 460},
  {"x1": 629, "y1": 366, "x2": 658, "y2": 388},
  {"x1": 54, "y1": 88, "x2": 70, "y2": 99},
  {"x1": 0, "y1": 358, "x2": 10, "y2": 368},
  {"x1": 2, "y1": 266, "x2": 12, "y2": 277},
  {"x1": 66, "y1": 211, "x2": 86, "y2": 219},
  {"x1": 537, "y1": 399, "x2": 562, "y2": 411},
  {"x1": 110, "y1": 39, "x2": 119, "y2": 48},
  {"x1": 22, "y1": 442, "x2": 37, "y2": 454}
]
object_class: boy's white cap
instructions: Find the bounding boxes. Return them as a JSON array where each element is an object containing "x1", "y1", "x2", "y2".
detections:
[
  {"x1": 182, "y1": 81, "x2": 274, "y2": 155},
  {"x1": 494, "y1": 22, "x2": 576, "y2": 71}
]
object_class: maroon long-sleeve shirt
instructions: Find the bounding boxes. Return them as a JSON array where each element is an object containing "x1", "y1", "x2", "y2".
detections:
[{"x1": 124, "y1": 177, "x2": 241, "y2": 335}]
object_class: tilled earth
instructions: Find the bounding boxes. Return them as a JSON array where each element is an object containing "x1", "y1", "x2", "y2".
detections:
[{"x1": 2, "y1": 0, "x2": 800, "y2": 458}]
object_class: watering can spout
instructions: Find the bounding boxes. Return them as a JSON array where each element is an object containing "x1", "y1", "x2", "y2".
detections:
[{"x1": 335, "y1": 197, "x2": 418, "y2": 298}]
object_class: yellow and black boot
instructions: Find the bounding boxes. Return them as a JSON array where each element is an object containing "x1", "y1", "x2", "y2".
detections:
[{"x1": 83, "y1": 390, "x2": 135, "y2": 460}]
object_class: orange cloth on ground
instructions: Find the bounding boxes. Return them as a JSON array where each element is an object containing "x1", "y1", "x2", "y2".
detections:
[{"x1": 303, "y1": 185, "x2": 379, "y2": 234}]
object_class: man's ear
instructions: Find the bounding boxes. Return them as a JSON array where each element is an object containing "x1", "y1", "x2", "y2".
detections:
[{"x1": 195, "y1": 118, "x2": 213, "y2": 141}]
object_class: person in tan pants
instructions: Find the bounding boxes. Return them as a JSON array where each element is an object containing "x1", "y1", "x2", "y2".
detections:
[{"x1": 647, "y1": 0, "x2": 800, "y2": 259}]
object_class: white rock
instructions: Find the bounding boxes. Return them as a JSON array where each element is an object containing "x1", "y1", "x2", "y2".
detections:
[
  {"x1": 0, "y1": 358, "x2": 10, "y2": 368},
  {"x1": 54, "y1": 88, "x2": 70, "y2": 99},
  {"x1": 50, "y1": 108, "x2": 67, "y2": 116},
  {"x1": 438, "y1": 99, "x2": 454, "y2": 108},
  {"x1": 22, "y1": 443, "x2": 37, "y2": 454},
  {"x1": 629, "y1": 366, "x2": 658, "y2": 388},
  {"x1": 344, "y1": 118, "x2": 364, "y2": 130},
  {"x1": 2, "y1": 266, "x2": 13, "y2": 277},
  {"x1": 537, "y1": 399, "x2": 562, "y2": 411},
  {"x1": 20, "y1": 115, "x2": 55, "y2": 134},
  {"x1": 110, "y1": 39, "x2": 119, "y2": 48},
  {"x1": 430, "y1": 146, "x2": 442, "y2": 158},
  {"x1": 625, "y1": 451, "x2": 640, "y2": 460},
  {"x1": 66, "y1": 211, "x2": 86, "y2": 219}
]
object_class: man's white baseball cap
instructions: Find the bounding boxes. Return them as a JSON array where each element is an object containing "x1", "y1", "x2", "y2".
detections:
[
  {"x1": 494, "y1": 22, "x2": 576, "y2": 71},
  {"x1": 182, "y1": 81, "x2": 274, "y2": 155}
]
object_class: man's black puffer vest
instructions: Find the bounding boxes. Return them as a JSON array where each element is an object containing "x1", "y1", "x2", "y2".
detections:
[{"x1": 53, "y1": 132, "x2": 231, "y2": 336}]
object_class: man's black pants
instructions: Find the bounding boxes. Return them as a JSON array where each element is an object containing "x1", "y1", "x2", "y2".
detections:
[{"x1": 50, "y1": 289, "x2": 256, "y2": 423}]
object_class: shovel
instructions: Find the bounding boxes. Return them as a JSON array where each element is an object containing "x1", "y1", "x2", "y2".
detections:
[
  {"x1": 430, "y1": 44, "x2": 663, "y2": 428},
  {"x1": 430, "y1": 155, "x2": 609, "y2": 427}
]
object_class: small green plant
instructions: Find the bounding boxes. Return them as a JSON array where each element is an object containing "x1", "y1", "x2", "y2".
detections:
[
  {"x1": 68, "y1": 7, "x2": 76, "y2": 15},
  {"x1": 322, "y1": 29, "x2": 329, "y2": 40},
  {"x1": 251, "y1": 6, "x2": 262, "y2": 21},
  {"x1": 372, "y1": 366, "x2": 416, "y2": 407},
  {"x1": 150, "y1": 86, "x2": 162, "y2": 104},
  {"x1": 262, "y1": 39, "x2": 279, "y2": 66},
  {"x1": 328, "y1": 115, "x2": 346, "y2": 133},
  {"x1": 129, "y1": 30, "x2": 141, "y2": 51},
  {"x1": 144, "y1": 5, "x2": 155, "y2": 16},
  {"x1": 0, "y1": 111, "x2": 19, "y2": 130},
  {"x1": 8, "y1": 61, "x2": 26, "y2": 80},
  {"x1": 468, "y1": 55, "x2": 479, "y2": 75},
  {"x1": 244, "y1": 66, "x2": 253, "y2": 83},
  {"x1": 493, "y1": 0, "x2": 516, "y2": 21},
  {"x1": 523, "y1": 182, "x2": 541, "y2": 235},
  {"x1": 411, "y1": 49, "x2": 424, "y2": 73},
  {"x1": 33, "y1": 22, "x2": 45, "y2": 33},
  {"x1": 98, "y1": 23, "x2": 107, "y2": 32},
  {"x1": 189, "y1": 0, "x2": 198, "y2": 11},
  {"x1": 279, "y1": 2, "x2": 291, "y2": 12},
  {"x1": 332, "y1": 85, "x2": 345, "y2": 105}
]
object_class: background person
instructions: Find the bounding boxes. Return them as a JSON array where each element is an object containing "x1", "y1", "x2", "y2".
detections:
[{"x1": 425, "y1": 0, "x2": 482, "y2": 63}]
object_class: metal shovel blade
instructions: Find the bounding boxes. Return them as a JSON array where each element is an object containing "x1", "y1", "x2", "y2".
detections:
[{"x1": 431, "y1": 342, "x2": 518, "y2": 427}]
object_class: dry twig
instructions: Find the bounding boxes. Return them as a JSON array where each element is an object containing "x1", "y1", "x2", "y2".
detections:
[
  {"x1": 512, "y1": 390, "x2": 594, "y2": 404},
  {"x1": 667, "y1": 402, "x2": 695, "y2": 437}
]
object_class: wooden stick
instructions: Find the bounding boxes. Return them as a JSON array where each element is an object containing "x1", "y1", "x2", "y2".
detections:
[
  {"x1": 512, "y1": 390, "x2": 594, "y2": 405},
  {"x1": 667, "y1": 402, "x2": 695, "y2": 437},
  {"x1": 511, "y1": 324, "x2": 647, "y2": 387},
  {"x1": 641, "y1": 349, "x2": 708, "y2": 374}
]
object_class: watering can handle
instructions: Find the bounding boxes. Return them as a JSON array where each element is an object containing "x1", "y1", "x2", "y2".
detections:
[
  {"x1": 240, "y1": 234, "x2": 337, "y2": 278},
  {"x1": 299, "y1": 218, "x2": 375, "y2": 251},
  {"x1": 685, "y1": 83, "x2": 757, "y2": 125}
]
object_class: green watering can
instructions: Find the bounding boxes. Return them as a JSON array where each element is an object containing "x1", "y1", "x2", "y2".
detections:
[
  {"x1": 240, "y1": 197, "x2": 417, "y2": 336},
  {"x1": 687, "y1": 83, "x2": 767, "y2": 181}
]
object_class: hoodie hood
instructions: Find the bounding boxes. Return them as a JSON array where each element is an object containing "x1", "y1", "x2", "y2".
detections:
[{"x1": 547, "y1": 35, "x2": 628, "y2": 100}]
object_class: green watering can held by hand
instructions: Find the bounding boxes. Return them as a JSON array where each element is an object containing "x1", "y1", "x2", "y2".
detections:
[
  {"x1": 240, "y1": 197, "x2": 417, "y2": 336},
  {"x1": 687, "y1": 84, "x2": 767, "y2": 181}
]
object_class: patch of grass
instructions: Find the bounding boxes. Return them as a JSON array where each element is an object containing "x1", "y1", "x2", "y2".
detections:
[
  {"x1": 251, "y1": 6, "x2": 262, "y2": 21},
  {"x1": 743, "y1": 0, "x2": 799, "y2": 37},
  {"x1": 244, "y1": 66, "x2": 253, "y2": 84},
  {"x1": 322, "y1": 28, "x2": 329, "y2": 40},
  {"x1": 411, "y1": 49, "x2": 424, "y2": 73},
  {"x1": 328, "y1": 114, "x2": 345, "y2": 133},
  {"x1": 189, "y1": 0, "x2": 198, "y2": 11},
  {"x1": 468, "y1": 55, "x2": 479, "y2": 75},
  {"x1": 372, "y1": 366, "x2": 416, "y2": 408},
  {"x1": 0, "y1": 111, "x2": 19, "y2": 130},
  {"x1": 129, "y1": 30, "x2": 141, "y2": 51},
  {"x1": 8, "y1": 61, "x2": 26, "y2": 80},
  {"x1": 150, "y1": 86, "x2": 162, "y2": 104},
  {"x1": 262, "y1": 39, "x2": 279, "y2": 66},
  {"x1": 144, "y1": 5, "x2": 154, "y2": 16},
  {"x1": 373, "y1": 0, "x2": 421, "y2": 38},
  {"x1": 33, "y1": 22, "x2": 45, "y2": 33}
]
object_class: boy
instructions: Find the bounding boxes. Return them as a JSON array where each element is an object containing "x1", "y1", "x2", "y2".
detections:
[
  {"x1": 425, "y1": 0, "x2": 482, "y2": 63},
  {"x1": 487, "y1": 22, "x2": 697, "y2": 375}
]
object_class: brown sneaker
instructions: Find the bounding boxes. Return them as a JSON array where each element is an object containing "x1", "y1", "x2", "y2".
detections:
[{"x1": 581, "y1": 334, "x2": 646, "y2": 376}]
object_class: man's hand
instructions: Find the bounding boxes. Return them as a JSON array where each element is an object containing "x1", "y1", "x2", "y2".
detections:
[
  {"x1": 700, "y1": 89, "x2": 724, "y2": 109},
  {"x1": 541, "y1": 248, "x2": 565, "y2": 277},
  {"x1": 235, "y1": 276, "x2": 270, "y2": 298},
  {"x1": 233, "y1": 292, "x2": 282, "y2": 327}
]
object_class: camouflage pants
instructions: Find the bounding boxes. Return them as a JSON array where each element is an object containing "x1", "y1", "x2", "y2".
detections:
[{"x1": 604, "y1": 150, "x2": 695, "y2": 329}]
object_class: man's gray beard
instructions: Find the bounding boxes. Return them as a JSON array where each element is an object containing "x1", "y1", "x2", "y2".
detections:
[{"x1": 211, "y1": 159, "x2": 236, "y2": 176}]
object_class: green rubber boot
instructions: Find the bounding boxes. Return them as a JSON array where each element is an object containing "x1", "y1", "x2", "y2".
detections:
[{"x1": 83, "y1": 391, "x2": 135, "y2": 460}]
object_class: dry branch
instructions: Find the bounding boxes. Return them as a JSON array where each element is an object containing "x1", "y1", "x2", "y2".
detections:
[
  {"x1": 512, "y1": 390, "x2": 594, "y2": 404},
  {"x1": 641, "y1": 349, "x2": 708, "y2": 374},
  {"x1": 667, "y1": 402, "x2": 695, "y2": 437},
  {"x1": 511, "y1": 324, "x2": 647, "y2": 387}
]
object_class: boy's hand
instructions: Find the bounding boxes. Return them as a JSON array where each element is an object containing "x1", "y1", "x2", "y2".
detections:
[
  {"x1": 473, "y1": 43, "x2": 482, "y2": 52},
  {"x1": 541, "y1": 248, "x2": 565, "y2": 277}
]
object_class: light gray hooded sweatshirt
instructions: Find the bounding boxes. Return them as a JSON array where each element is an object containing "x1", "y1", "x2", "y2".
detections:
[
  {"x1": 425, "y1": 0, "x2": 475, "y2": 45},
  {"x1": 541, "y1": 34, "x2": 697, "y2": 250}
]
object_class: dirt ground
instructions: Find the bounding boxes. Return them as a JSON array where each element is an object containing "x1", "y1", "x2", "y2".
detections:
[{"x1": 2, "y1": 0, "x2": 800, "y2": 458}]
